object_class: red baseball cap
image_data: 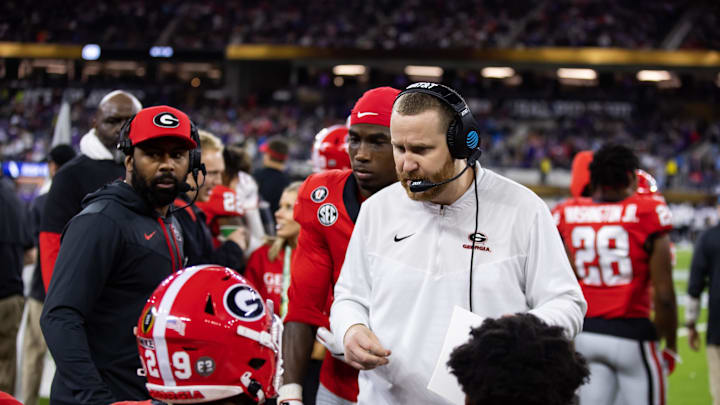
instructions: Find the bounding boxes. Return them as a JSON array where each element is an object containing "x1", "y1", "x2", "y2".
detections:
[
  {"x1": 349, "y1": 87, "x2": 401, "y2": 128},
  {"x1": 127, "y1": 106, "x2": 197, "y2": 149}
]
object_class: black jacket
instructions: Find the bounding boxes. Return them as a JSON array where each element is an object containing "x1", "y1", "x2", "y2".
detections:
[
  {"x1": 0, "y1": 178, "x2": 32, "y2": 300},
  {"x1": 172, "y1": 194, "x2": 246, "y2": 273},
  {"x1": 688, "y1": 224, "x2": 720, "y2": 345},
  {"x1": 41, "y1": 154, "x2": 125, "y2": 235},
  {"x1": 41, "y1": 180, "x2": 184, "y2": 405}
]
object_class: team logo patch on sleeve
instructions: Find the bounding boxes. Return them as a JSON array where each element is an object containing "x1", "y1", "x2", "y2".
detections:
[
  {"x1": 310, "y1": 186, "x2": 329, "y2": 203},
  {"x1": 223, "y1": 284, "x2": 265, "y2": 321},
  {"x1": 317, "y1": 203, "x2": 338, "y2": 226}
]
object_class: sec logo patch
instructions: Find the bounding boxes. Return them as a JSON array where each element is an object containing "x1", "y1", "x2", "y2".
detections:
[
  {"x1": 317, "y1": 203, "x2": 338, "y2": 226},
  {"x1": 311, "y1": 186, "x2": 329, "y2": 203}
]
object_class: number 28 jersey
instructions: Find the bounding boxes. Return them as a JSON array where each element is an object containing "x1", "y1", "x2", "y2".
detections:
[{"x1": 553, "y1": 195, "x2": 672, "y2": 319}]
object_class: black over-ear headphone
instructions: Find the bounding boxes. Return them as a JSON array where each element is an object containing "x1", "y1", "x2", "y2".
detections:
[
  {"x1": 396, "y1": 82, "x2": 482, "y2": 161},
  {"x1": 117, "y1": 114, "x2": 206, "y2": 182}
]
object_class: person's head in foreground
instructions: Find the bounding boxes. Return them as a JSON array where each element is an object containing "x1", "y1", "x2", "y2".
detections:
[
  {"x1": 448, "y1": 313, "x2": 589, "y2": 405},
  {"x1": 135, "y1": 264, "x2": 283, "y2": 404}
]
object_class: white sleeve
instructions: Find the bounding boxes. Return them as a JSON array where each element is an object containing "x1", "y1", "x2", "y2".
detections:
[
  {"x1": 330, "y1": 207, "x2": 372, "y2": 349},
  {"x1": 525, "y1": 205, "x2": 587, "y2": 338}
]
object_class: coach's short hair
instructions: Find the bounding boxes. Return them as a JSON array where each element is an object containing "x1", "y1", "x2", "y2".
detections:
[
  {"x1": 448, "y1": 313, "x2": 589, "y2": 405},
  {"x1": 393, "y1": 91, "x2": 455, "y2": 136}
]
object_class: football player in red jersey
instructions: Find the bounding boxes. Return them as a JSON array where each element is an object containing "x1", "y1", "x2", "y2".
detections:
[
  {"x1": 311, "y1": 125, "x2": 352, "y2": 172},
  {"x1": 279, "y1": 87, "x2": 400, "y2": 405},
  {"x1": 554, "y1": 144, "x2": 677, "y2": 405},
  {"x1": 112, "y1": 265, "x2": 282, "y2": 405}
]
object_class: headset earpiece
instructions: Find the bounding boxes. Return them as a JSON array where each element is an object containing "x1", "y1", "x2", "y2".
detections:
[{"x1": 117, "y1": 114, "x2": 137, "y2": 155}]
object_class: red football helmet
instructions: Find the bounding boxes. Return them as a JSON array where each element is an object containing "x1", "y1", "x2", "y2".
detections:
[
  {"x1": 311, "y1": 125, "x2": 351, "y2": 172},
  {"x1": 636, "y1": 169, "x2": 659, "y2": 195},
  {"x1": 135, "y1": 265, "x2": 283, "y2": 404}
]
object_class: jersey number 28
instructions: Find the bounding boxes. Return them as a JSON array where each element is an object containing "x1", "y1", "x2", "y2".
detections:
[{"x1": 571, "y1": 225, "x2": 632, "y2": 286}]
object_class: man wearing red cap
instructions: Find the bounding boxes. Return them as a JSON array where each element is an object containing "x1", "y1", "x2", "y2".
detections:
[
  {"x1": 279, "y1": 87, "x2": 400, "y2": 405},
  {"x1": 41, "y1": 106, "x2": 198, "y2": 405}
]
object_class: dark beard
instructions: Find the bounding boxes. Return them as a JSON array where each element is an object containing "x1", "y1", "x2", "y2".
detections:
[
  {"x1": 131, "y1": 161, "x2": 182, "y2": 210},
  {"x1": 398, "y1": 155, "x2": 457, "y2": 201}
]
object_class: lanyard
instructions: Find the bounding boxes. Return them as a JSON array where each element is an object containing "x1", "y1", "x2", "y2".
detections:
[{"x1": 280, "y1": 244, "x2": 292, "y2": 318}]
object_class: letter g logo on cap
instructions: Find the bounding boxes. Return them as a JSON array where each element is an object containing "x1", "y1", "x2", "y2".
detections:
[{"x1": 153, "y1": 112, "x2": 180, "y2": 128}]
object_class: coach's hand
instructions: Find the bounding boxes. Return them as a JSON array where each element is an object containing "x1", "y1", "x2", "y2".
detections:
[{"x1": 343, "y1": 324, "x2": 391, "y2": 371}]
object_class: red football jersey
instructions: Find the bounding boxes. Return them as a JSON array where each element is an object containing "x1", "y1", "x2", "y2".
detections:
[
  {"x1": 245, "y1": 244, "x2": 293, "y2": 316},
  {"x1": 554, "y1": 194, "x2": 673, "y2": 319},
  {"x1": 196, "y1": 185, "x2": 244, "y2": 247},
  {"x1": 285, "y1": 169, "x2": 361, "y2": 401}
]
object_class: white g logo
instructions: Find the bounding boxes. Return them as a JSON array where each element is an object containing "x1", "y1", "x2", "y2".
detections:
[{"x1": 153, "y1": 112, "x2": 180, "y2": 128}]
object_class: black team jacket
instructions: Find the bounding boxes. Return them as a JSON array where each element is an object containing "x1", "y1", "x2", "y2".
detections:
[{"x1": 41, "y1": 180, "x2": 184, "y2": 405}]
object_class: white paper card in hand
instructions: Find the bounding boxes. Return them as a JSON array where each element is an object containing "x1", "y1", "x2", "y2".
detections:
[{"x1": 426, "y1": 305, "x2": 485, "y2": 404}]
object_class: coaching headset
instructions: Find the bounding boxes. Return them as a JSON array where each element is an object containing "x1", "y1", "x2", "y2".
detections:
[
  {"x1": 117, "y1": 110, "x2": 207, "y2": 209},
  {"x1": 396, "y1": 82, "x2": 483, "y2": 193},
  {"x1": 395, "y1": 82, "x2": 483, "y2": 311}
]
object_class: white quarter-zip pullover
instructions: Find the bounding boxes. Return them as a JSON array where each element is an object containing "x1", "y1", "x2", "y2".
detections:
[{"x1": 330, "y1": 166, "x2": 586, "y2": 405}]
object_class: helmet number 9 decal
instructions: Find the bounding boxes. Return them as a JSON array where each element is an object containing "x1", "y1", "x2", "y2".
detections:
[
  {"x1": 172, "y1": 351, "x2": 192, "y2": 379},
  {"x1": 143, "y1": 349, "x2": 192, "y2": 380}
]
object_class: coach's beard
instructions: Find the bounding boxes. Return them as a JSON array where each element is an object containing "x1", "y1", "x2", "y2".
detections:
[
  {"x1": 131, "y1": 162, "x2": 184, "y2": 209},
  {"x1": 398, "y1": 155, "x2": 456, "y2": 201}
]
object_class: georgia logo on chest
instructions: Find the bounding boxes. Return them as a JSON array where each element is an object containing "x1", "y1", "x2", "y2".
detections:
[{"x1": 263, "y1": 272, "x2": 283, "y2": 294}]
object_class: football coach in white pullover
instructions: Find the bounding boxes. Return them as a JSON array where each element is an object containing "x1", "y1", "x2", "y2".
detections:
[{"x1": 330, "y1": 83, "x2": 587, "y2": 405}]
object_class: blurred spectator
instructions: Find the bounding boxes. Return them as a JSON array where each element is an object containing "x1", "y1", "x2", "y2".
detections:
[
  {"x1": 0, "y1": 176, "x2": 33, "y2": 395},
  {"x1": 254, "y1": 135, "x2": 290, "y2": 215},
  {"x1": 686, "y1": 199, "x2": 720, "y2": 405},
  {"x1": 172, "y1": 130, "x2": 247, "y2": 274},
  {"x1": 38, "y1": 90, "x2": 141, "y2": 292},
  {"x1": 22, "y1": 144, "x2": 75, "y2": 405},
  {"x1": 223, "y1": 144, "x2": 266, "y2": 256}
]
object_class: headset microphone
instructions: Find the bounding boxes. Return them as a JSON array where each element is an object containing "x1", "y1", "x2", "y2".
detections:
[
  {"x1": 408, "y1": 148, "x2": 482, "y2": 193},
  {"x1": 178, "y1": 182, "x2": 194, "y2": 193}
]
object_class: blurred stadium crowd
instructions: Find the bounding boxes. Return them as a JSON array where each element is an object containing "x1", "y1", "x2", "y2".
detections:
[
  {"x1": 1, "y1": 0, "x2": 718, "y2": 49},
  {"x1": 3, "y1": 77, "x2": 720, "y2": 193}
]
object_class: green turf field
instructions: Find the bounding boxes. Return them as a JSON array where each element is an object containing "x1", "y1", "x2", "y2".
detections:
[{"x1": 668, "y1": 248, "x2": 712, "y2": 405}]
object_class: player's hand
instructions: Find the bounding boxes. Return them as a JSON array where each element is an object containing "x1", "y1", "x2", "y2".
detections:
[
  {"x1": 277, "y1": 383, "x2": 303, "y2": 405},
  {"x1": 687, "y1": 324, "x2": 701, "y2": 352},
  {"x1": 343, "y1": 324, "x2": 390, "y2": 371},
  {"x1": 316, "y1": 326, "x2": 346, "y2": 362},
  {"x1": 662, "y1": 348, "x2": 680, "y2": 375},
  {"x1": 228, "y1": 226, "x2": 249, "y2": 251}
]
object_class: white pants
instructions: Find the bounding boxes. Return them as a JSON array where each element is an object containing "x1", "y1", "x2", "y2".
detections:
[
  {"x1": 316, "y1": 383, "x2": 356, "y2": 405},
  {"x1": 575, "y1": 332, "x2": 666, "y2": 405},
  {"x1": 708, "y1": 344, "x2": 720, "y2": 405}
]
